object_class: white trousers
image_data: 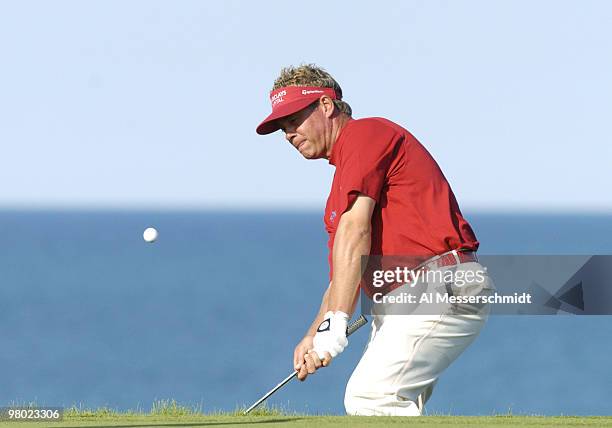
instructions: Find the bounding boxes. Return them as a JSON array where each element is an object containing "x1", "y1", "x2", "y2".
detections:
[{"x1": 345, "y1": 262, "x2": 491, "y2": 416}]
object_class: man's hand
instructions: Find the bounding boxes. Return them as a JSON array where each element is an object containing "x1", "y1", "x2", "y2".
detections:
[
  {"x1": 312, "y1": 311, "x2": 349, "y2": 362},
  {"x1": 294, "y1": 335, "x2": 318, "y2": 381},
  {"x1": 294, "y1": 335, "x2": 313, "y2": 369},
  {"x1": 293, "y1": 312, "x2": 349, "y2": 381}
]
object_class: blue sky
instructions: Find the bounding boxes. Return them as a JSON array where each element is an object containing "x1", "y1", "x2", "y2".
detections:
[{"x1": 0, "y1": 0, "x2": 610, "y2": 211}]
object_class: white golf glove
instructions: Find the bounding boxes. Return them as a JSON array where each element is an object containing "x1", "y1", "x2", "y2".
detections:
[{"x1": 312, "y1": 311, "x2": 349, "y2": 361}]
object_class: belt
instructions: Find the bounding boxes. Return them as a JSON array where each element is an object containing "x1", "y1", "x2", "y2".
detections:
[{"x1": 419, "y1": 249, "x2": 478, "y2": 271}]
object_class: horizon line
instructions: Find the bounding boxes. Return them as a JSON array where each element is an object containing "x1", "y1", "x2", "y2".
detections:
[{"x1": 0, "y1": 204, "x2": 611, "y2": 215}]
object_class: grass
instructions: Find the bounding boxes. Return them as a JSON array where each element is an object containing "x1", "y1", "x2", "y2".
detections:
[{"x1": 1, "y1": 401, "x2": 611, "y2": 428}]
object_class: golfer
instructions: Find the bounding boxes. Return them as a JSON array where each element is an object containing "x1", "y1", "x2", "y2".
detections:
[{"x1": 256, "y1": 64, "x2": 493, "y2": 416}]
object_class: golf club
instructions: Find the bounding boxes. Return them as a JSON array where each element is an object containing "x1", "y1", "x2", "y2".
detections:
[{"x1": 243, "y1": 314, "x2": 368, "y2": 415}]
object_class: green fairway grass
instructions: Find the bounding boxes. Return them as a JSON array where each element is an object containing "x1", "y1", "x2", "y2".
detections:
[
  {"x1": 3, "y1": 414, "x2": 612, "y2": 428},
  {"x1": 1, "y1": 401, "x2": 610, "y2": 428}
]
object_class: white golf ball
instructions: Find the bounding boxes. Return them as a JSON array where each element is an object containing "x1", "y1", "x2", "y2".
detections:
[{"x1": 143, "y1": 227, "x2": 158, "y2": 243}]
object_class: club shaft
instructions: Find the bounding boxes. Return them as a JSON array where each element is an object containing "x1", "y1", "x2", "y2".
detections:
[
  {"x1": 244, "y1": 315, "x2": 368, "y2": 415},
  {"x1": 244, "y1": 371, "x2": 297, "y2": 414}
]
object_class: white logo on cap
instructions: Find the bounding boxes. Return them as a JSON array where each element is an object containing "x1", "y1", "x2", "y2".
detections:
[
  {"x1": 302, "y1": 89, "x2": 324, "y2": 95},
  {"x1": 270, "y1": 90, "x2": 287, "y2": 107}
]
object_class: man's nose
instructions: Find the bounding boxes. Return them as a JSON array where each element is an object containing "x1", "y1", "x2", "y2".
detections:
[{"x1": 285, "y1": 132, "x2": 296, "y2": 145}]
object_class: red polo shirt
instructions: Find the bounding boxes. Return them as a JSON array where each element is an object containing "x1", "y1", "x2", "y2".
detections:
[{"x1": 324, "y1": 117, "x2": 479, "y2": 280}]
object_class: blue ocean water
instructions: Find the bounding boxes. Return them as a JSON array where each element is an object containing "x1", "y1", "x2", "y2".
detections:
[{"x1": 1, "y1": 211, "x2": 611, "y2": 415}]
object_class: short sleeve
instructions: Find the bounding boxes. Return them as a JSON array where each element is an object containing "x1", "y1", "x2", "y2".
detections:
[{"x1": 336, "y1": 121, "x2": 400, "y2": 214}]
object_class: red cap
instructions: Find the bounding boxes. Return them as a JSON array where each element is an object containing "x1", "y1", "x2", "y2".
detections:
[{"x1": 256, "y1": 86, "x2": 338, "y2": 135}]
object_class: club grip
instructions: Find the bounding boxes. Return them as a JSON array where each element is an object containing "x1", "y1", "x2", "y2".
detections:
[{"x1": 346, "y1": 314, "x2": 368, "y2": 336}]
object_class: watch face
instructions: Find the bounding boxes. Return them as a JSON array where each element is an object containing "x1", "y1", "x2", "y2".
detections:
[{"x1": 317, "y1": 319, "x2": 331, "y2": 332}]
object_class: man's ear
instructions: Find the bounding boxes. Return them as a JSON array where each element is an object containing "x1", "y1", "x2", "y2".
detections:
[{"x1": 320, "y1": 96, "x2": 336, "y2": 118}]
